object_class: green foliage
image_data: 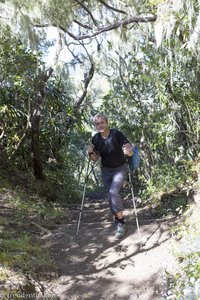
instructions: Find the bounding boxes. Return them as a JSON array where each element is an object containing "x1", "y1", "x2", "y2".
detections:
[
  {"x1": 164, "y1": 198, "x2": 200, "y2": 300},
  {"x1": 153, "y1": 0, "x2": 200, "y2": 50},
  {"x1": 139, "y1": 161, "x2": 195, "y2": 216},
  {"x1": 99, "y1": 38, "x2": 200, "y2": 181},
  {"x1": 0, "y1": 30, "x2": 40, "y2": 169},
  {"x1": 0, "y1": 0, "x2": 199, "y2": 205}
]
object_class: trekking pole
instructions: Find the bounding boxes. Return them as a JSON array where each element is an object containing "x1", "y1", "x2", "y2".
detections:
[
  {"x1": 127, "y1": 160, "x2": 141, "y2": 244},
  {"x1": 75, "y1": 158, "x2": 91, "y2": 242}
]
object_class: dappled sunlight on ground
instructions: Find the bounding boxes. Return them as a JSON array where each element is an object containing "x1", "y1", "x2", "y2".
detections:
[{"x1": 39, "y1": 203, "x2": 178, "y2": 300}]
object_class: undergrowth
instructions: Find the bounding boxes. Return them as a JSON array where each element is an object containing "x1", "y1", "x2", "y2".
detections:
[
  {"x1": 139, "y1": 160, "x2": 197, "y2": 216},
  {"x1": 0, "y1": 175, "x2": 63, "y2": 294},
  {"x1": 163, "y1": 199, "x2": 200, "y2": 300},
  {"x1": 162, "y1": 160, "x2": 200, "y2": 300}
]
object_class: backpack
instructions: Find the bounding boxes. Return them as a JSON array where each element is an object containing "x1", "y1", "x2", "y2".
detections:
[{"x1": 128, "y1": 146, "x2": 140, "y2": 172}]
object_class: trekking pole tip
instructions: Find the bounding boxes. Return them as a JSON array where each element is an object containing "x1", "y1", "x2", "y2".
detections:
[{"x1": 139, "y1": 237, "x2": 147, "y2": 247}]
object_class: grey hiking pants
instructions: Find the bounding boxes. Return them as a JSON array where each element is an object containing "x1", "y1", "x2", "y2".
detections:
[{"x1": 101, "y1": 164, "x2": 127, "y2": 214}]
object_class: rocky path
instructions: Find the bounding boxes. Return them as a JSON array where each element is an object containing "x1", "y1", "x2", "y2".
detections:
[{"x1": 40, "y1": 198, "x2": 179, "y2": 300}]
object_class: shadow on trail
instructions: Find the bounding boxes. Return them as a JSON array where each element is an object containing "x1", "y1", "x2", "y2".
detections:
[{"x1": 41, "y1": 209, "x2": 176, "y2": 300}]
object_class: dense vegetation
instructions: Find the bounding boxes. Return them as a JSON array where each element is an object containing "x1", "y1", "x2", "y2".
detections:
[{"x1": 0, "y1": 0, "x2": 200, "y2": 298}]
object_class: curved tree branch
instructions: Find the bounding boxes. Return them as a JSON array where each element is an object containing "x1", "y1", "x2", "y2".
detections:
[
  {"x1": 34, "y1": 14, "x2": 157, "y2": 41},
  {"x1": 74, "y1": 62, "x2": 94, "y2": 109},
  {"x1": 64, "y1": 44, "x2": 95, "y2": 130}
]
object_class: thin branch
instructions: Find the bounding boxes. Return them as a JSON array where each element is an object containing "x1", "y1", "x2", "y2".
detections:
[
  {"x1": 75, "y1": 0, "x2": 99, "y2": 27},
  {"x1": 65, "y1": 41, "x2": 82, "y2": 47},
  {"x1": 67, "y1": 45, "x2": 84, "y2": 64},
  {"x1": 0, "y1": 121, "x2": 5, "y2": 139},
  {"x1": 98, "y1": 0, "x2": 127, "y2": 14},
  {"x1": 65, "y1": 38, "x2": 92, "y2": 47},
  {"x1": 31, "y1": 222, "x2": 51, "y2": 235},
  {"x1": 74, "y1": 19, "x2": 93, "y2": 30},
  {"x1": 119, "y1": 62, "x2": 129, "y2": 90},
  {"x1": 101, "y1": 72, "x2": 112, "y2": 78},
  {"x1": 0, "y1": 15, "x2": 11, "y2": 20}
]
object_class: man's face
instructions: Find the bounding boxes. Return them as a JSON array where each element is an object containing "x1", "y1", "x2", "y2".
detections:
[{"x1": 94, "y1": 117, "x2": 108, "y2": 133}]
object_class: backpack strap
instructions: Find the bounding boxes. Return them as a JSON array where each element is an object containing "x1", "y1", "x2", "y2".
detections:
[
  {"x1": 110, "y1": 129, "x2": 129, "y2": 148},
  {"x1": 110, "y1": 129, "x2": 120, "y2": 147},
  {"x1": 92, "y1": 132, "x2": 101, "y2": 153}
]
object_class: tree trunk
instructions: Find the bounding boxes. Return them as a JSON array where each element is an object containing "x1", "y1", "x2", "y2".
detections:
[
  {"x1": 175, "y1": 111, "x2": 187, "y2": 154},
  {"x1": 31, "y1": 67, "x2": 53, "y2": 180},
  {"x1": 31, "y1": 103, "x2": 44, "y2": 180}
]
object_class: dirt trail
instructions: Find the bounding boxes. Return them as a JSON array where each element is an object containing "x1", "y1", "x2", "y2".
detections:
[{"x1": 40, "y1": 198, "x2": 179, "y2": 300}]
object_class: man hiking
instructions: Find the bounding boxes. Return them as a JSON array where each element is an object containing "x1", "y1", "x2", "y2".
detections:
[{"x1": 87, "y1": 113, "x2": 133, "y2": 238}]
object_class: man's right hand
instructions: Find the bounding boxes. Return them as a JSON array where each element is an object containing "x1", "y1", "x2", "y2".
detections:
[
  {"x1": 87, "y1": 144, "x2": 95, "y2": 155},
  {"x1": 87, "y1": 144, "x2": 99, "y2": 161}
]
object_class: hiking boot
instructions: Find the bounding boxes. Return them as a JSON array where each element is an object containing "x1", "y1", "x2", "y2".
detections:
[{"x1": 115, "y1": 223, "x2": 126, "y2": 239}]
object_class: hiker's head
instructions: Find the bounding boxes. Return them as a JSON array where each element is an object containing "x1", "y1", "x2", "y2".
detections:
[
  {"x1": 93, "y1": 114, "x2": 108, "y2": 124},
  {"x1": 93, "y1": 114, "x2": 108, "y2": 132}
]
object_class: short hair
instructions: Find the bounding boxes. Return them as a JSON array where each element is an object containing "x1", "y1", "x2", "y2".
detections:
[{"x1": 93, "y1": 114, "x2": 108, "y2": 124}]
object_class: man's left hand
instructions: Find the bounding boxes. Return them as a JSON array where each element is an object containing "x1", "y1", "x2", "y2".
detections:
[{"x1": 122, "y1": 143, "x2": 133, "y2": 156}]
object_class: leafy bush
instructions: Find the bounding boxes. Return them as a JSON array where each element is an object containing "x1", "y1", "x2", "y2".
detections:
[{"x1": 163, "y1": 197, "x2": 200, "y2": 300}]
